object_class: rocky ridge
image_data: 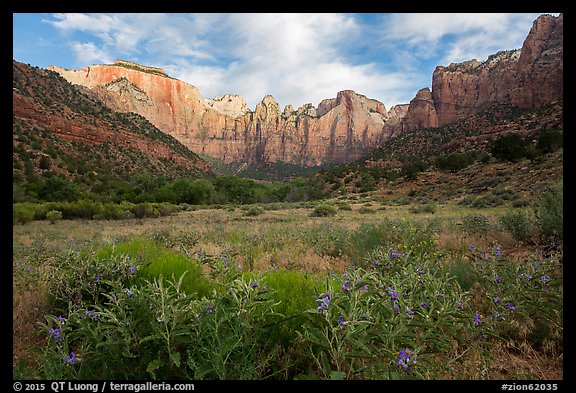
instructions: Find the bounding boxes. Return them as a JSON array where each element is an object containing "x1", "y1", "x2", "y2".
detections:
[
  {"x1": 48, "y1": 62, "x2": 395, "y2": 166},
  {"x1": 416, "y1": 13, "x2": 563, "y2": 129},
  {"x1": 46, "y1": 13, "x2": 562, "y2": 167}
]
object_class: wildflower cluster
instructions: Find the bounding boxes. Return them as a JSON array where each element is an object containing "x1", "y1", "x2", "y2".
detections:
[
  {"x1": 397, "y1": 348, "x2": 417, "y2": 372},
  {"x1": 317, "y1": 292, "x2": 330, "y2": 313}
]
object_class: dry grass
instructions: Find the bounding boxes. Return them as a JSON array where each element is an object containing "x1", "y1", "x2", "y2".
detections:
[{"x1": 13, "y1": 281, "x2": 50, "y2": 368}]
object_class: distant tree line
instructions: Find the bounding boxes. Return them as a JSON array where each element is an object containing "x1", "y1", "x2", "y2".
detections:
[{"x1": 13, "y1": 173, "x2": 326, "y2": 206}]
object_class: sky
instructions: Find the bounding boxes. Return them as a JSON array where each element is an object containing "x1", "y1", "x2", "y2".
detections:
[{"x1": 12, "y1": 13, "x2": 559, "y2": 112}]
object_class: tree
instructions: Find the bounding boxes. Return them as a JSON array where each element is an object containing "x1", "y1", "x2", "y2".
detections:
[
  {"x1": 536, "y1": 129, "x2": 563, "y2": 154},
  {"x1": 37, "y1": 176, "x2": 82, "y2": 202},
  {"x1": 491, "y1": 134, "x2": 527, "y2": 162}
]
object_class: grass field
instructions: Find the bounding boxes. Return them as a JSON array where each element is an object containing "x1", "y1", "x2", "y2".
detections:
[{"x1": 13, "y1": 200, "x2": 563, "y2": 380}]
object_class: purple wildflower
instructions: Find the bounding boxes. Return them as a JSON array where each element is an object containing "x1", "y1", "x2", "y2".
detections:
[
  {"x1": 317, "y1": 292, "x2": 331, "y2": 313},
  {"x1": 493, "y1": 296, "x2": 501, "y2": 306},
  {"x1": 469, "y1": 245, "x2": 475, "y2": 252},
  {"x1": 505, "y1": 302, "x2": 516, "y2": 312},
  {"x1": 373, "y1": 261, "x2": 380, "y2": 267},
  {"x1": 417, "y1": 265, "x2": 425, "y2": 275},
  {"x1": 250, "y1": 280, "x2": 258, "y2": 289},
  {"x1": 397, "y1": 348, "x2": 417, "y2": 371},
  {"x1": 65, "y1": 352, "x2": 81, "y2": 366},
  {"x1": 421, "y1": 301, "x2": 429, "y2": 309},
  {"x1": 474, "y1": 311, "x2": 482, "y2": 325},
  {"x1": 56, "y1": 315, "x2": 67, "y2": 324},
  {"x1": 456, "y1": 301, "x2": 463, "y2": 310},
  {"x1": 337, "y1": 315, "x2": 346, "y2": 330},
  {"x1": 389, "y1": 250, "x2": 400, "y2": 260},
  {"x1": 95, "y1": 274, "x2": 101, "y2": 283},
  {"x1": 495, "y1": 275, "x2": 503, "y2": 284},
  {"x1": 342, "y1": 281, "x2": 351, "y2": 293},
  {"x1": 405, "y1": 306, "x2": 415, "y2": 319},
  {"x1": 494, "y1": 247, "x2": 501, "y2": 257},
  {"x1": 81, "y1": 309, "x2": 99, "y2": 320},
  {"x1": 48, "y1": 327, "x2": 62, "y2": 343},
  {"x1": 540, "y1": 275, "x2": 551, "y2": 285},
  {"x1": 389, "y1": 290, "x2": 399, "y2": 302},
  {"x1": 128, "y1": 265, "x2": 137, "y2": 275}
]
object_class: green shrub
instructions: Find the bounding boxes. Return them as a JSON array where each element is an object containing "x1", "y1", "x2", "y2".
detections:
[
  {"x1": 45, "y1": 210, "x2": 63, "y2": 224},
  {"x1": 131, "y1": 203, "x2": 160, "y2": 219},
  {"x1": 243, "y1": 205, "x2": 265, "y2": 217},
  {"x1": 500, "y1": 208, "x2": 533, "y2": 242},
  {"x1": 409, "y1": 203, "x2": 437, "y2": 214},
  {"x1": 337, "y1": 202, "x2": 352, "y2": 211},
  {"x1": 435, "y1": 152, "x2": 475, "y2": 172},
  {"x1": 358, "y1": 206, "x2": 376, "y2": 214},
  {"x1": 535, "y1": 183, "x2": 563, "y2": 242},
  {"x1": 263, "y1": 269, "x2": 319, "y2": 345},
  {"x1": 536, "y1": 129, "x2": 563, "y2": 154},
  {"x1": 13, "y1": 203, "x2": 44, "y2": 225},
  {"x1": 94, "y1": 203, "x2": 133, "y2": 220},
  {"x1": 461, "y1": 214, "x2": 491, "y2": 235},
  {"x1": 310, "y1": 204, "x2": 337, "y2": 217}
]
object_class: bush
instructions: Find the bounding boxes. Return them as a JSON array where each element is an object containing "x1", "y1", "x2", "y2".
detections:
[
  {"x1": 536, "y1": 129, "x2": 563, "y2": 154},
  {"x1": 310, "y1": 204, "x2": 337, "y2": 217},
  {"x1": 435, "y1": 152, "x2": 475, "y2": 172},
  {"x1": 45, "y1": 210, "x2": 63, "y2": 224},
  {"x1": 535, "y1": 183, "x2": 563, "y2": 242},
  {"x1": 263, "y1": 269, "x2": 319, "y2": 345},
  {"x1": 243, "y1": 205, "x2": 265, "y2": 217},
  {"x1": 358, "y1": 206, "x2": 376, "y2": 214},
  {"x1": 13, "y1": 203, "x2": 46, "y2": 225},
  {"x1": 491, "y1": 133, "x2": 528, "y2": 162},
  {"x1": 409, "y1": 203, "x2": 437, "y2": 214},
  {"x1": 131, "y1": 203, "x2": 159, "y2": 219},
  {"x1": 500, "y1": 208, "x2": 533, "y2": 242},
  {"x1": 461, "y1": 214, "x2": 491, "y2": 235}
]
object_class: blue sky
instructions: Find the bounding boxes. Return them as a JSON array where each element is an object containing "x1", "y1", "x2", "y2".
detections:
[{"x1": 13, "y1": 13, "x2": 557, "y2": 111}]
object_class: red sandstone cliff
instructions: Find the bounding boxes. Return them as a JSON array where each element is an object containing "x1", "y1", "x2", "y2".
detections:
[
  {"x1": 49, "y1": 62, "x2": 394, "y2": 166},
  {"x1": 14, "y1": 61, "x2": 211, "y2": 176},
  {"x1": 426, "y1": 13, "x2": 562, "y2": 128}
]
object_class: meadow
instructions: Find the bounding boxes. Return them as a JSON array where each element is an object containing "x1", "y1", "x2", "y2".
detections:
[{"x1": 12, "y1": 196, "x2": 563, "y2": 380}]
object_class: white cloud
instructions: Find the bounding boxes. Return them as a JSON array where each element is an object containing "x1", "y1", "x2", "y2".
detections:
[
  {"x1": 382, "y1": 13, "x2": 540, "y2": 64},
  {"x1": 70, "y1": 41, "x2": 114, "y2": 66},
  {"x1": 42, "y1": 12, "x2": 551, "y2": 112}
]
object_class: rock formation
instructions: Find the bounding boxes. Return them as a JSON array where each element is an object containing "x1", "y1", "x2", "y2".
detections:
[
  {"x1": 49, "y1": 62, "x2": 394, "y2": 167},
  {"x1": 398, "y1": 88, "x2": 439, "y2": 131},
  {"x1": 46, "y1": 13, "x2": 562, "y2": 167},
  {"x1": 425, "y1": 13, "x2": 562, "y2": 128},
  {"x1": 13, "y1": 61, "x2": 212, "y2": 176}
]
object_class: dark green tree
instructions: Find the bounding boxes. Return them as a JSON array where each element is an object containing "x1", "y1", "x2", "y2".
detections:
[{"x1": 491, "y1": 133, "x2": 527, "y2": 162}]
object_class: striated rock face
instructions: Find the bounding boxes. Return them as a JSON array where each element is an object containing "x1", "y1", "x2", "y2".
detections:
[
  {"x1": 49, "y1": 63, "x2": 396, "y2": 167},
  {"x1": 204, "y1": 94, "x2": 250, "y2": 118},
  {"x1": 399, "y1": 88, "x2": 439, "y2": 131},
  {"x1": 13, "y1": 61, "x2": 212, "y2": 176},
  {"x1": 426, "y1": 13, "x2": 562, "y2": 128}
]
